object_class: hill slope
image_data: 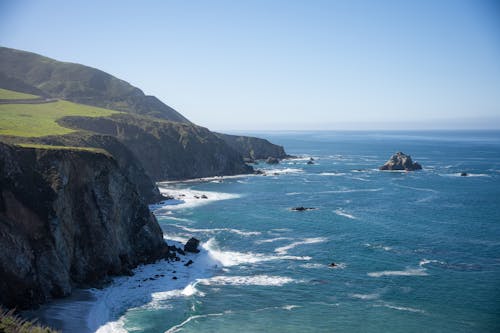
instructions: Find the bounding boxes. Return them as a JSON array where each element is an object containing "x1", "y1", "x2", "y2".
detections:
[{"x1": 0, "y1": 47, "x2": 189, "y2": 122}]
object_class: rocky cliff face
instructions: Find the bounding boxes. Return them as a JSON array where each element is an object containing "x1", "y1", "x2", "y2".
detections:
[
  {"x1": 59, "y1": 115, "x2": 254, "y2": 180},
  {"x1": 0, "y1": 143, "x2": 171, "y2": 309},
  {"x1": 215, "y1": 133, "x2": 290, "y2": 160}
]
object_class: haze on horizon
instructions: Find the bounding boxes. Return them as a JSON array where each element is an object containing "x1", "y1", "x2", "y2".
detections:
[{"x1": 1, "y1": 0, "x2": 499, "y2": 131}]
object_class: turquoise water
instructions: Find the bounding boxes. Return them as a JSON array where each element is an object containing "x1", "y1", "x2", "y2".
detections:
[{"x1": 116, "y1": 131, "x2": 500, "y2": 332}]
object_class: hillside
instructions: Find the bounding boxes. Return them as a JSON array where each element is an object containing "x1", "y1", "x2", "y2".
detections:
[{"x1": 0, "y1": 47, "x2": 189, "y2": 122}]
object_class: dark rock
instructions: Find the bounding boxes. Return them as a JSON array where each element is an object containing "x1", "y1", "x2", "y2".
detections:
[
  {"x1": 307, "y1": 160, "x2": 314, "y2": 165},
  {"x1": 254, "y1": 169, "x2": 264, "y2": 175},
  {"x1": 243, "y1": 157, "x2": 255, "y2": 164},
  {"x1": 201, "y1": 195, "x2": 208, "y2": 199},
  {"x1": 172, "y1": 276, "x2": 177, "y2": 280},
  {"x1": 0, "y1": 142, "x2": 171, "y2": 309},
  {"x1": 329, "y1": 262, "x2": 337, "y2": 267},
  {"x1": 460, "y1": 172, "x2": 468, "y2": 177},
  {"x1": 265, "y1": 156, "x2": 280, "y2": 164},
  {"x1": 184, "y1": 237, "x2": 200, "y2": 253},
  {"x1": 291, "y1": 206, "x2": 316, "y2": 211},
  {"x1": 379, "y1": 152, "x2": 422, "y2": 171},
  {"x1": 184, "y1": 260, "x2": 194, "y2": 267}
]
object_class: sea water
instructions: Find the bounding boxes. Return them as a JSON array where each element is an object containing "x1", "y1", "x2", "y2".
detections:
[{"x1": 43, "y1": 131, "x2": 500, "y2": 332}]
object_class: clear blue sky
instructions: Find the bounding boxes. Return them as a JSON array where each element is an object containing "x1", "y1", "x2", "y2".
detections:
[{"x1": 1, "y1": 0, "x2": 499, "y2": 130}]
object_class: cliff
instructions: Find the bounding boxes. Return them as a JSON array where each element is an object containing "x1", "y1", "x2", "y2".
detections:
[
  {"x1": 58, "y1": 114, "x2": 254, "y2": 180},
  {"x1": 215, "y1": 133, "x2": 290, "y2": 160},
  {"x1": 0, "y1": 143, "x2": 171, "y2": 309}
]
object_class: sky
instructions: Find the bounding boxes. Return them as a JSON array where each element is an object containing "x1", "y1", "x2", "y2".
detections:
[{"x1": 1, "y1": 0, "x2": 499, "y2": 130}]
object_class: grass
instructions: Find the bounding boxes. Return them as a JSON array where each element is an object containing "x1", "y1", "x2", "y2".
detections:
[
  {"x1": 0, "y1": 99, "x2": 118, "y2": 137},
  {"x1": 0, "y1": 88, "x2": 39, "y2": 100},
  {"x1": 0, "y1": 307, "x2": 59, "y2": 333},
  {"x1": 16, "y1": 143, "x2": 110, "y2": 155}
]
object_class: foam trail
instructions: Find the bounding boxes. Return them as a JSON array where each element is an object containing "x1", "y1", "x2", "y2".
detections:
[
  {"x1": 334, "y1": 209, "x2": 356, "y2": 219},
  {"x1": 154, "y1": 188, "x2": 242, "y2": 211},
  {"x1": 275, "y1": 237, "x2": 327, "y2": 255},
  {"x1": 172, "y1": 224, "x2": 261, "y2": 236},
  {"x1": 350, "y1": 293, "x2": 380, "y2": 300},
  {"x1": 255, "y1": 237, "x2": 292, "y2": 244},
  {"x1": 204, "y1": 238, "x2": 311, "y2": 266},
  {"x1": 368, "y1": 268, "x2": 428, "y2": 277},
  {"x1": 376, "y1": 303, "x2": 426, "y2": 314},
  {"x1": 199, "y1": 275, "x2": 298, "y2": 287},
  {"x1": 165, "y1": 312, "x2": 227, "y2": 333}
]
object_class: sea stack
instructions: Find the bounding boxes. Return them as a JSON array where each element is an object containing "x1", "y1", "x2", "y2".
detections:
[{"x1": 379, "y1": 152, "x2": 422, "y2": 171}]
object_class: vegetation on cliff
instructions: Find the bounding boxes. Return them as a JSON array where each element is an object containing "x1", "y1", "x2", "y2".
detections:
[{"x1": 0, "y1": 307, "x2": 58, "y2": 333}]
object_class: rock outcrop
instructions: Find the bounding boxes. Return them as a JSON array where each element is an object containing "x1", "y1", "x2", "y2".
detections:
[
  {"x1": 215, "y1": 133, "x2": 290, "y2": 160},
  {"x1": 0, "y1": 143, "x2": 171, "y2": 309},
  {"x1": 58, "y1": 114, "x2": 254, "y2": 181},
  {"x1": 379, "y1": 152, "x2": 422, "y2": 171},
  {"x1": 266, "y1": 157, "x2": 280, "y2": 164},
  {"x1": 184, "y1": 238, "x2": 200, "y2": 253}
]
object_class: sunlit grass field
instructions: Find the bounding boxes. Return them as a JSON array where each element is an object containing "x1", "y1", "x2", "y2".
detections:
[
  {"x1": 0, "y1": 88, "x2": 39, "y2": 100},
  {"x1": 0, "y1": 94, "x2": 118, "y2": 137}
]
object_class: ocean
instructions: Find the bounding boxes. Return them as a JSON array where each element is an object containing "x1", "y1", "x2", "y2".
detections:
[{"x1": 35, "y1": 131, "x2": 500, "y2": 332}]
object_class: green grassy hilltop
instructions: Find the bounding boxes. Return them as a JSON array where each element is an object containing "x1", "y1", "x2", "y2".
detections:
[
  {"x1": 0, "y1": 92, "x2": 118, "y2": 137},
  {"x1": 0, "y1": 88, "x2": 38, "y2": 100}
]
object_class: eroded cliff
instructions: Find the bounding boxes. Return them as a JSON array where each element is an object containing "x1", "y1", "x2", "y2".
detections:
[{"x1": 0, "y1": 143, "x2": 170, "y2": 309}]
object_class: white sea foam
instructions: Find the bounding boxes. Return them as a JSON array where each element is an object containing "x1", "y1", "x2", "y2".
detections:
[
  {"x1": 204, "y1": 238, "x2": 311, "y2": 267},
  {"x1": 419, "y1": 259, "x2": 445, "y2": 267},
  {"x1": 334, "y1": 209, "x2": 356, "y2": 219},
  {"x1": 199, "y1": 274, "x2": 298, "y2": 287},
  {"x1": 319, "y1": 172, "x2": 346, "y2": 176},
  {"x1": 88, "y1": 239, "x2": 224, "y2": 333},
  {"x1": 172, "y1": 224, "x2": 261, "y2": 236},
  {"x1": 364, "y1": 243, "x2": 393, "y2": 251},
  {"x1": 442, "y1": 173, "x2": 491, "y2": 178},
  {"x1": 154, "y1": 188, "x2": 242, "y2": 211},
  {"x1": 285, "y1": 192, "x2": 303, "y2": 196},
  {"x1": 165, "y1": 312, "x2": 229, "y2": 333},
  {"x1": 300, "y1": 263, "x2": 325, "y2": 269},
  {"x1": 283, "y1": 305, "x2": 301, "y2": 310},
  {"x1": 262, "y1": 168, "x2": 304, "y2": 175},
  {"x1": 368, "y1": 268, "x2": 428, "y2": 278},
  {"x1": 255, "y1": 237, "x2": 293, "y2": 244},
  {"x1": 350, "y1": 293, "x2": 380, "y2": 300},
  {"x1": 376, "y1": 303, "x2": 426, "y2": 314},
  {"x1": 274, "y1": 237, "x2": 328, "y2": 255}
]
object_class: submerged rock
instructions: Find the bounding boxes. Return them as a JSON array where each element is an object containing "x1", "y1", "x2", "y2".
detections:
[
  {"x1": 184, "y1": 260, "x2": 194, "y2": 267},
  {"x1": 291, "y1": 206, "x2": 316, "y2": 212},
  {"x1": 379, "y1": 152, "x2": 422, "y2": 171},
  {"x1": 460, "y1": 172, "x2": 468, "y2": 177},
  {"x1": 266, "y1": 156, "x2": 280, "y2": 164},
  {"x1": 184, "y1": 237, "x2": 200, "y2": 253}
]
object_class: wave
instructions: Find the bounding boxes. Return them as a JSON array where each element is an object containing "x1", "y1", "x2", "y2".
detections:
[
  {"x1": 261, "y1": 168, "x2": 304, "y2": 175},
  {"x1": 334, "y1": 209, "x2": 356, "y2": 219},
  {"x1": 165, "y1": 312, "x2": 229, "y2": 333},
  {"x1": 285, "y1": 192, "x2": 303, "y2": 196},
  {"x1": 199, "y1": 274, "x2": 298, "y2": 287},
  {"x1": 153, "y1": 188, "x2": 242, "y2": 211},
  {"x1": 350, "y1": 293, "x2": 380, "y2": 300},
  {"x1": 172, "y1": 224, "x2": 261, "y2": 236},
  {"x1": 319, "y1": 172, "x2": 346, "y2": 176},
  {"x1": 300, "y1": 263, "x2": 325, "y2": 269},
  {"x1": 367, "y1": 268, "x2": 428, "y2": 277},
  {"x1": 274, "y1": 237, "x2": 328, "y2": 255},
  {"x1": 364, "y1": 243, "x2": 392, "y2": 251},
  {"x1": 204, "y1": 238, "x2": 311, "y2": 267},
  {"x1": 441, "y1": 173, "x2": 491, "y2": 178},
  {"x1": 255, "y1": 237, "x2": 293, "y2": 244},
  {"x1": 87, "y1": 238, "x2": 225, "y2": 333},
  {"x1": 375, "y1": 303, "x2": 426, "y2": 314}
]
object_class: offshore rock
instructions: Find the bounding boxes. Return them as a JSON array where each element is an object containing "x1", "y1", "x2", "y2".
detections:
[
  {"x1": 184, "y1": 237, "x2": 200, "y2": 253},
  {"x1": 266, "y1": 157, "x2": 280, "y2": 164},
  {"x1": 0, "y1": 143, "x2": 170, "y2": 309},
  {"x1": 379, "y1": 152, "x2": 422, "y2": 171}
]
